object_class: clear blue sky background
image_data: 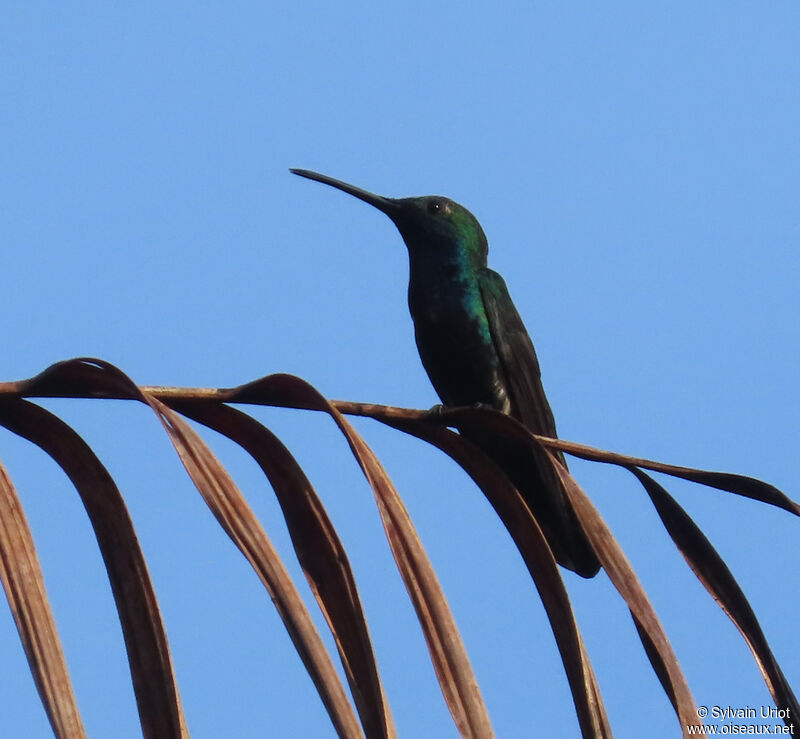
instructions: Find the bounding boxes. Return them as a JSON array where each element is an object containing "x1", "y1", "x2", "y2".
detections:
[{"x1": 1, "y1": 4, "x2": 798, "y2": 737}]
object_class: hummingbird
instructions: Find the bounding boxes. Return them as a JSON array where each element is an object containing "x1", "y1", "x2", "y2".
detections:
[{"x1": 291, "y1": 168, "x2": 599, "y2": 578}]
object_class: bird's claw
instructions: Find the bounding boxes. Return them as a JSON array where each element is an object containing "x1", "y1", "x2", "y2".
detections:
[
  {"x1": 424, "y1": 403, "x2": 447, "y2": 422},
  {"x1": 425, "y1": 402, "x2": 490, "y2": 422}
]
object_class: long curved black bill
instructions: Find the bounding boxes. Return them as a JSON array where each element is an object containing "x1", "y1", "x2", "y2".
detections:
[{"x1": 290, "y1": 168, "x2": 400, "y2": 218}]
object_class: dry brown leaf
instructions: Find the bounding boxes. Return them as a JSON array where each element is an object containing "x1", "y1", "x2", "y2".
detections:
[
  {"x1": 539, "y1": 436, "x2": 800, "y2": 518},
  {"x1": 2, "y1": 359, "x2": 362, "y2": 738},
  {"x1": 384, "y1": 417, "x2": 611, "y2": 739},
  {"x1": 138, "y1": 393, "x2": 364, "y2": 739},
  {"x1": 2, "y1": 357, "x2": 797, "y2": 736},
  {"x1": 171, "y1": 400, "x2": 395, "y2": 739},
  {"x1": 231, "y1": 374, "x2": 495, "y2": 739},
  {"x1": 0, "y1": 445, "x2": 86, "y2": 739},
  {"x1": 0, "y1": 397, "x2": 186, "y2": 738},
  {"x1": 548, "y1": 455, "x2": 702, "y2": 733},
  {"x1": 629, "y1": 466, "x2": 798, "y2": 730}
]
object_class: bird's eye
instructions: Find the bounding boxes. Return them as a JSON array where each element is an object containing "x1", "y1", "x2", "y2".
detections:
[{"x1": 427, "y1": 199, "x2": 443, "y2": 215}]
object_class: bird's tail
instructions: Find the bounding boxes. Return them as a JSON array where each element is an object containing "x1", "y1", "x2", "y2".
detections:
[{"x1": 462, "y1": 429, "x2": 600, "y2": 578}]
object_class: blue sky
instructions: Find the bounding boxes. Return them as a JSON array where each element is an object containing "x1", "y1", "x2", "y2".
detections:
[{"x1": 1, "y1": 3, "x2": 798, "y2": 737}]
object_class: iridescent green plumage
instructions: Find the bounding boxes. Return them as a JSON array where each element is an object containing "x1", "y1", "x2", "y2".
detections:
[{"x1": 291, "y1": 168, "x2": 599, "y2": 578}]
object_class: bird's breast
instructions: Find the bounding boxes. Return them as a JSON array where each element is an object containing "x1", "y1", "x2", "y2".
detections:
[{"x1": 408, "y1": 278, "x2": 510, "y2": 412}]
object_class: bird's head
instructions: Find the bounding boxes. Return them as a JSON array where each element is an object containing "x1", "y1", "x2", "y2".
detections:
[{"x1": 291, "y1": 169, "x2": 488, "y2": 267}]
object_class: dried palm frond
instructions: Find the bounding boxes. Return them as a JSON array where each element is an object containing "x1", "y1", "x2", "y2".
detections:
[{"x1": 0, "y1": 357, "x2": 796, "y2": 738}]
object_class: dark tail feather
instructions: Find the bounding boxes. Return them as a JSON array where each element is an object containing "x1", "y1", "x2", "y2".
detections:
[{"x1": 461, "y1": 429, "x2": 600, "y2": 578}]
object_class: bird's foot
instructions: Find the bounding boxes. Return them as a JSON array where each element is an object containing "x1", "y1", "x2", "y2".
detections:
[
  {"x1": 424, "y1": 402, "x2": 492, "y2": 423},
  {"x1": 424, "y1": 403, "x2": 448, "y2": 422}
]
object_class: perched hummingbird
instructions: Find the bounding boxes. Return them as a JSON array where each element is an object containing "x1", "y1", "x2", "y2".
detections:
[{"x1": 291, "y1": 168, "x2": 599, "y2": 578}]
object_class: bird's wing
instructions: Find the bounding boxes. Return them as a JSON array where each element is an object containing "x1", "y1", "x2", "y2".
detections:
[
  {"x1": 479, "y1": 269, "x2": 595, "y2": 574},
  {"x1": 478, "y1": 269, "x2": 562, "y2": 444}
]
